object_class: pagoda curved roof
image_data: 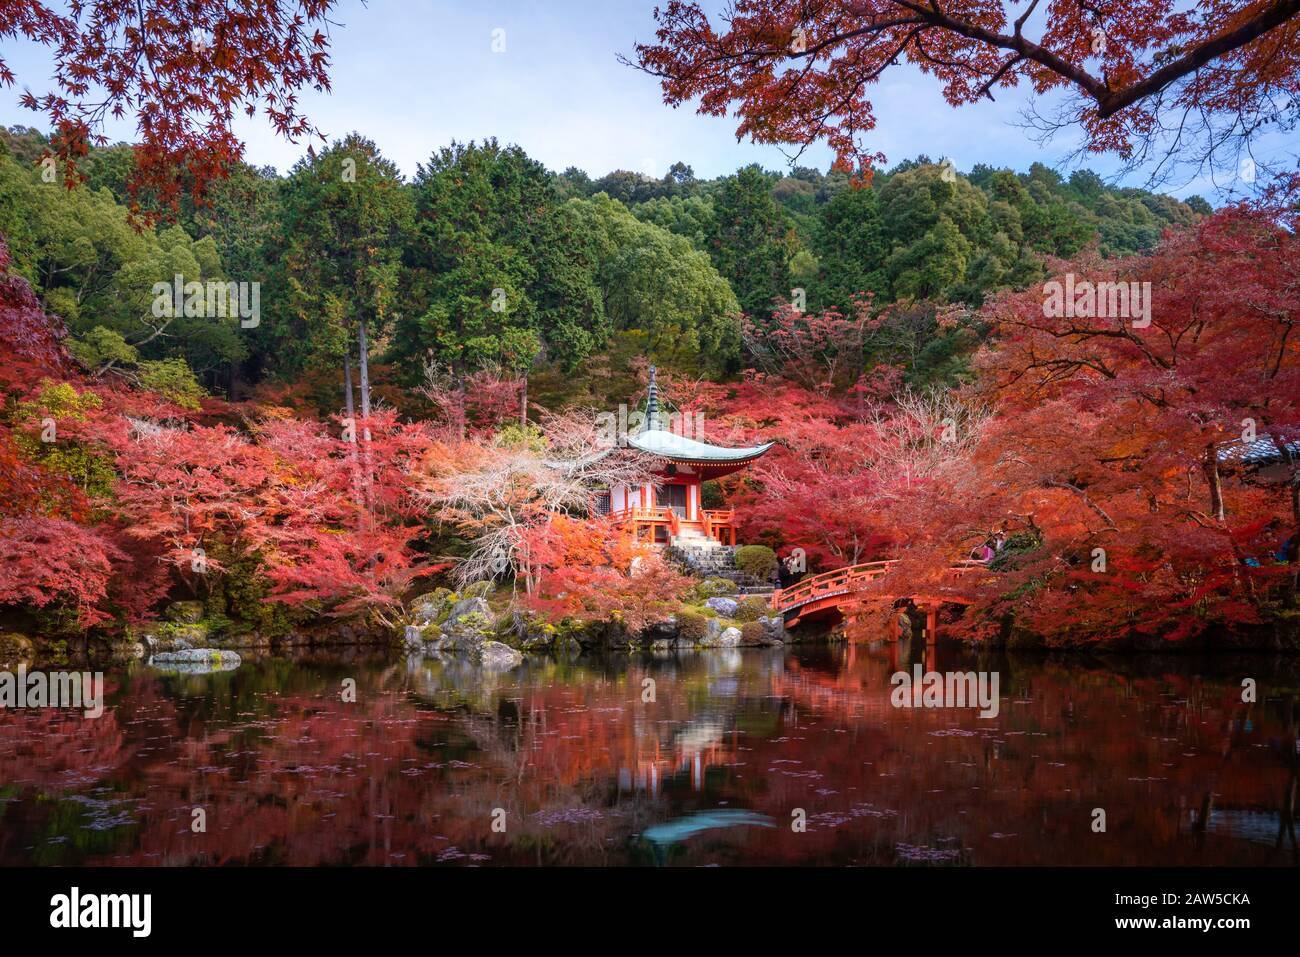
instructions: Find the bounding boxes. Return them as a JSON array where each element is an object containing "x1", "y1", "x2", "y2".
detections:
[{"x1": 627, "y1": 429, "x2": 773, "y2": 463}]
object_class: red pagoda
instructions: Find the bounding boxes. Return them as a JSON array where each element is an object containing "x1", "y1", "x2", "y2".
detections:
[{"x1": 605, "y1": 366, "x2": 773, "y2": 547}]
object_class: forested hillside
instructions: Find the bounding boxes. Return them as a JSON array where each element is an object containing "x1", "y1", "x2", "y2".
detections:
[{"x1": 0, "y1": 124, "x2": 1206, "y2": 413}]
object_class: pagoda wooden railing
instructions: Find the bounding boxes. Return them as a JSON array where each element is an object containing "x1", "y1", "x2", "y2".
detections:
[
  {"x1": 612, "y1": 505, "x2": 671, "y2": 543},
  {"x1": 612, "y1": 505, "x2": 738, "y2": 545},
  {"x1": 702, "y1": 509, "x2": 736, "y2": 545},
  {"x1": 612, "y1": 505, "x2": 671, "y2": 524}
]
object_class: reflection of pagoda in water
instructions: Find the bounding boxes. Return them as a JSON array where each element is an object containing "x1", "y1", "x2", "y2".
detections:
[
  {"x1": 6, "y1": 651, "x2": 1297, "y2": 866},
  {"x1": 618, "y1": 715, "x2": 733, "y2": 796}
]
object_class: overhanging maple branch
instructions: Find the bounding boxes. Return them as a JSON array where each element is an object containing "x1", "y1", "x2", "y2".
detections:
[{"x1": 848, "y1": 0, "x2": 1300, "y2": 118}]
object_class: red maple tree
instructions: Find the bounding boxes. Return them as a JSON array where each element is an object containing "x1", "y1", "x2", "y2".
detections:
[
  {"x1": 2, "y1": 0, "x2": 339, "y2": 215},
  {"x1": 631, "y1": 0, "x2": 1300, "y2": 182}
]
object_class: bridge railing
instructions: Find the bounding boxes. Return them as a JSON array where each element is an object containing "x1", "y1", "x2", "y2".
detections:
[
  {"x1": 771, "y1": 559, "x2": 986, "y2": 614},
  {"x1": 771, "y1": 560, "x2": 897, "y2": 613}
]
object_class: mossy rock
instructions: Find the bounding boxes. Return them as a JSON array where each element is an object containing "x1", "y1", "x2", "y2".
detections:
[
  {"x1": 693, "y1": 577, "x2": 738, "y2": 601},
  {"x1": 157, "y1": 621, "x2": 213, "y2": 645},
  {"x1": 519, "y1": 632, "x2": 553, "y2": 652},
  {"x1": 460, "y1": 580, "x2": 495, "y2": 599},
  {"x1": 554, "y1": 617, "x2": 604, "y2": 647},
  {"x1": 506, "y1": 610, "x2": 557, "y2": 652},
  {"x1": 163, "y1": 600, "x2": 206, "y2": 624},
  {"x1": 442, "y1": 610, "x2": 496, "y2": 649},
  {"x1": 733, "y1": 596, "x2": 770, "y2": 622},
  {"x1": 454, "y1": 611, "x2": 493, "y2": 631},
  {"x1": 0, "y1": 632, "x2": 34, "y2": 666},
  {"x1": 410, "y1": 588, "x2": 456, "y2": 626}
]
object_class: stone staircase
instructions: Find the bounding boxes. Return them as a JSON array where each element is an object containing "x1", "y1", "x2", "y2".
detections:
[{"x1": 666, "y1": 532, "x2": 769, "y2": 592}]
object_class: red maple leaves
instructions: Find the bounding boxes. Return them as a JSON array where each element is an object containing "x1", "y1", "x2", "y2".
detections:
[
  {"x1": 0, "y1": 238, "x2": 436, "y2": 629},
  {"x1": 3, "y1": 0, "x2": 338, "y2": 217}
]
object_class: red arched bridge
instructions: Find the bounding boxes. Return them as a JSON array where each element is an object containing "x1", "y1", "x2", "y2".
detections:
[{"x1": 770, "y1": 560, "x2": 983, "y2": 638}]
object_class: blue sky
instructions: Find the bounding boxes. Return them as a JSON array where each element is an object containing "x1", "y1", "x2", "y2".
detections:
[{"x1": 2, "y1": 0, "x2": 1294, "y2": 200}]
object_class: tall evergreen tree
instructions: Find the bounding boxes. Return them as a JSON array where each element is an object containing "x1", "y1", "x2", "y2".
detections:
[
  {"x1": 814, "y1": 185, "x2": 888, "y2": 313},
  {"x1": 270, "y1": 133, "x2": 411, "y2": 418},
  {"x1": 708, "y1": 165, "x2": 792, "y2": 318},
  {"x1": 392, "y1": 140, "x2": 606, "y2": 399}
]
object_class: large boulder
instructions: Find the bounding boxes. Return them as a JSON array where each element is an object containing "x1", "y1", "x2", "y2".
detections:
[
  {"x1": 699, "y1": 623, "x2": 743, "y2": 648},
  {"x1": 477, "y1": 640, "x2": 523, "y2": 670},
  {"x1": 402, "y1": 625, "x2": 426, "y2": 654},
  {"x1": 704, "y1": 597, "x2": 739, "y2": 617},
  {"x1": 428, "y1": 597, "x2": 496, "y2": 655},
  {"x1": 150, "y1": 648, "x2": 241, "y2": 674},
  {"x1": 757, "y1": 615, "x2": 787, "y2": 645},
  {"x1": 409, "y1": 588, "x2": 455, "y2": 626},
  {"x1": 442, "y1": 613, "x2": 494, "y2": 652},
  {"x1": 460, "y1": 580, "x2": 495, "y2": 599},
  {"x1": 444, "y1": 597, "x2": 492, "y2": 632},
  {"x1": 717, "y1": 626, "x2": 743, "y2": 648},
  {"x1": 509, "y1": 611, "x2": 556, "y2": 652}
]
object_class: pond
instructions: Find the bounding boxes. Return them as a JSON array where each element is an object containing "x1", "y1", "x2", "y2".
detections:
[{"x1": 1, "y1": 640, "x2": 1297, "y2": 866}]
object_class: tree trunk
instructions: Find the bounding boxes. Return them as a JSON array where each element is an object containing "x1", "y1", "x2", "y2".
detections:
[
  {"x1": 357, "y1": 317, "x2": 371, "y2": 421},
  {"x1": 343, "y1": 351, "x2": 356, "y2": 433},
  {"x1": 356, "y1": 318, "x2": 374, "y2": 517},
  {"x1": 343, "y1": 351, "x2": 362, "y2": 503},
  {"x1": 519, "y1": 373, "x2": 528, "y2": 429},
  {"x1": 1204, "y1": 443, "x2": 1225, "y2": 521},
  {"x1": 454, "y1": 367, "x2": 467, "y2": 441}
]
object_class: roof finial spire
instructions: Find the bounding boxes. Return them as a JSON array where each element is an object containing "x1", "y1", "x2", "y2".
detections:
[{"x1": 646, "y1": 364, "x2": 659, "y2": 431}]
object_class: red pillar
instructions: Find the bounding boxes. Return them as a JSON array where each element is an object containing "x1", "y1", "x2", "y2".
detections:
[{"x1": 925, "y1": 606, "x2": 939, "y2": 643}]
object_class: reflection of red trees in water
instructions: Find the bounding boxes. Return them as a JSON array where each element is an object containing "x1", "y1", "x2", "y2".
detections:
[{"x1": 0, "y1": 651, "x2": 1294, "y2": 866}]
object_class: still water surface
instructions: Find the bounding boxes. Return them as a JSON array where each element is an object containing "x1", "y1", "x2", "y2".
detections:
[{"x1": 1, "y1": 641, "x2": 1297, "y2": 866}]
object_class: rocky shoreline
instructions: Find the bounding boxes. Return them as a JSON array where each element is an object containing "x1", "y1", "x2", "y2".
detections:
[
  {"x1": 0, "y1": 584, "x2": 809, "y2": 671},
  {"x1": 7, "y1": 584, "x2": 1295, "y2": 672},
  {"x1": 398, "y1": 589, "x2": 794, "y2": 671}
]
